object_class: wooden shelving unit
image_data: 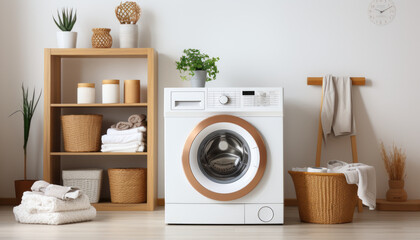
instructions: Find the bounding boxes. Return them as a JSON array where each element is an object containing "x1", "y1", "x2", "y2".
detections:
[{"x1": 43, "y1": 48, "x2": 158, "y2": 211}]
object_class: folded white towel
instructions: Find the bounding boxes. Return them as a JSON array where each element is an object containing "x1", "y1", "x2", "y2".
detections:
[
  {"x1": 107, "y1": 126, "x2": 146, "y2": 136},
  {"x1": 291, "y1": 167, "x2": 308, "y2": 172},
  {"x1": 328, "y1": 160, "x2": 376, "y2": 210},
  {"x1": 13, "y1": 205, "x2": 96, "y2": 225},
  {"x1": 30, "y1": 181, "x2": 81, "y2": 200},
  {"x1": 101, "y1": 142, "x2": 140, "y2": 153},
  {"x1": 101, "y1": 133, "x2": 143, "y2": 144},
  {"x1": 138, "y1": 144, "x2": 145, "y2": 152},
  {"x1": 321, "y1": 75, "x2": 356, "y2": 142},
  {"x1": 21, "y1": 192, "x2": 91, "y2": 213}
]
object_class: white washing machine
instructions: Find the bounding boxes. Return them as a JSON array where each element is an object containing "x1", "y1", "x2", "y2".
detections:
[{"x1": 164, "y1": 88, "x2": 283, "y2": 224}]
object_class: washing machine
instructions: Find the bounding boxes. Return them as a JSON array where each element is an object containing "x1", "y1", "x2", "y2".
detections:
[{"x1": 164, "y1": 87, "x2": 283, "y2": 224}]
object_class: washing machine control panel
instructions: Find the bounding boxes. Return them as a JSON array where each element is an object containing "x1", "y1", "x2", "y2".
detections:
[{"x1": 207, "y1": 88, "x2": 282, "y2": 109}]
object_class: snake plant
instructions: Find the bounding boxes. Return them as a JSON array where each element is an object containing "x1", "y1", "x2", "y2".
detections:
[
  {"x1": 10, "y1": 84, "x2": 42, "y2": 180},
  {"x1": 53, "y1": 8, "x2": 77, "y2": 31}
]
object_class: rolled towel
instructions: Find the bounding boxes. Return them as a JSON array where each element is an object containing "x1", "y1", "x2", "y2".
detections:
[
  {"x1": 133, "y1": 121, "x2": 147, "y2": 128},
  {"x1": 13, "y1": 205, "x2": 96, "y2": 225},
  {"x1": 44, "y1": 184, "x2": 81, "y2": 200},
  {"x1": 101, "y1": 133, "x2": 143, "y2": 144},
  {"x1": 22, "y1": 192, "x2": 91, "y2": 213},
  {"x1": 107, "y1": 127, "x2": 146, "y2": 136},
  {"x1": 115, "y1": 121, "x2": 133, "y2": 130},
  {"x1": 31, "y1": 180, "x2": 49, "y2": 192},
  {"x1": 128, "y1": 114, "x2": 146, "y2": 124},
  {"x1": 101, "y1": 142, "x2": 140, "y2": 153}
]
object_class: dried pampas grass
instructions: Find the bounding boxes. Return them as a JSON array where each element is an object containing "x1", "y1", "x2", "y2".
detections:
[{"x1": 380, "y1": 142, "x2": 406, "y2": 180}]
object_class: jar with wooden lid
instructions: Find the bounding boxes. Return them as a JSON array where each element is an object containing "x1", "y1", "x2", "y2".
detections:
[
  {"x1": 102, "y1": 79, "x2": 120, "y2": 103},
  {"x1": 124, "y1": 80, "x2": 140, "y2": 103},
  {"x1": 77, "y1": 83, "x2": 95, "y2": 104}
]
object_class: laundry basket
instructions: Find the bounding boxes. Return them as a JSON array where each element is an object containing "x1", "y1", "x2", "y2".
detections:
[
  {"x1": 108, "y1": 168, "x2": 147, "y2": 203},
  {"x1": 61, "y1": 114, "x2": 103, "y2": 152},
  {"x1": 62, "y1": 169, "x2": 103, "y2": 203},
  {"x1": 289, "y1": 171, "x2": 358, "y2": 224}
]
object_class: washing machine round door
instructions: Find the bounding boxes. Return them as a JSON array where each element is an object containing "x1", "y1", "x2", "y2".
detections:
[{"x1": 182, "y1": 115, "x2": 267, "y2": 201}]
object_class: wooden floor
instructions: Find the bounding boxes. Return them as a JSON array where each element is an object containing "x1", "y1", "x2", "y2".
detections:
[{"x1": 1, "y1": 206, "x2": 420, "y2": 239}]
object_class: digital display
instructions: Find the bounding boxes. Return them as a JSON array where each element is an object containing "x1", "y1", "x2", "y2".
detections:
[{"x1": 242, "y1": 91, "x2": 255, "y2": 96}]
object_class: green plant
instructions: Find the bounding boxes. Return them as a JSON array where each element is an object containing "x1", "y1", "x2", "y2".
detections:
[
  {"x1": 176, "y1": 49, "x2": 220, "y2": 82},
  {"x1": 10, "y1": 85, "x2": 42, "y2": 180},
  {"x1": 53, "y1": 8, "x2": 77, "y2": 31}
]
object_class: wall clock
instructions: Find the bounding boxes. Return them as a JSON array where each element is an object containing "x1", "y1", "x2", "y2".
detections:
[{"x1": 368, "y1": 0, "x2": 396, "y2": 25}]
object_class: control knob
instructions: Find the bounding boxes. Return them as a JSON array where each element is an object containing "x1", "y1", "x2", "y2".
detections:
[{"x1": 219, "y1": 95, "x2": 229, "y2": 105}]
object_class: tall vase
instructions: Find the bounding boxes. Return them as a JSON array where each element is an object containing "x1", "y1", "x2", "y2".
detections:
[
  {"x1": 191, "y1": 70, "x2": 207, "y2": 88},
  {"x1": 386, "y1": 180, "x2": 407, "y2": 202},
  {"x1": 15, "y1": 180, "x2": 36, "y2": 202},
  {"x1": 119, "y1": 24, "x2": 138, "y2": 48}
]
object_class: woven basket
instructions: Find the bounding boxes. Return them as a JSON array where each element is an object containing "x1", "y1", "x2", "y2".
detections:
[
  {"x1": 63, "y1": 169, "x2": 103, "y2": 203},
  {"x1": 108, "y1": 168, "x2": 146, "y2": 203},
  {"x1": 92, "y1": 28, "x2": 112, "y2": 48},
  {"x1": 289, "y1": 171, "x2": 358, "y2": 224},
  {"x1": 61, "y1": 115, "x2": 103, "y2": 152}
]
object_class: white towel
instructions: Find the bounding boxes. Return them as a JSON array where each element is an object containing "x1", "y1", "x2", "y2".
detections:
[
  {"x1": 107, "y1": 126, "x2": 146, "y2": 136},
  {"x1": 13, "y1": 205, "x2": 96, "y2": 225},
  {"x1": 328, "y1": 160, "x2": 376, "y2": 210},
  {"x1": 101, "y1": 142, "x2": 140, "y2": 152},
  {"x1": 138, "y1": 144, "x2": 145, "y2": 152},
  {"x1": 21, "y1": 192, "x2": 91, "y2": 213},
  {"x1": 30, "y1": 181, "x2": 81, "y2": 200},
  {"x1": 321, "y1": 75, "x2": 356, "y2": 142},
  {"x1": 101, "y1": 133, "x2": 143, "y2": 144}
]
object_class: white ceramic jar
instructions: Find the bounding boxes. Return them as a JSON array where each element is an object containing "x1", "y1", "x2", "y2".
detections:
[
  {"x1": 102, "y1": 79, "x2": 120, "y2": 103},
  {"x1": 77, "y1": 83, "x2": 95, "y2": 104}
]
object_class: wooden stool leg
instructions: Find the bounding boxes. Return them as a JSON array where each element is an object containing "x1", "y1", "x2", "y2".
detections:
[
  {"x1": 351, "y1": 135, "x2": 363, "y2": 213},
  {"x1": 315, "y1": 92, "x2": 324, "y2": 167}
]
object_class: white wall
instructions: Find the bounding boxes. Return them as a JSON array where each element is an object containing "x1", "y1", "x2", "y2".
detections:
[{"x1": 1, "y1": 0, "x2": 419, "y2": 200}]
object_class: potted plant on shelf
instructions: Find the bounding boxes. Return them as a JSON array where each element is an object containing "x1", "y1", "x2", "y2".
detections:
[
  {"x1": 10, "y1": 85, "x2": 42, "y2": 201},
  {"x1": 53, "y1": 8, "x2": 77, "y2": 48},
  {"x1": 115, "y1": 1, "x2": 141, "y2": 48},
  {"x1": 176, "y1": 49, "x2": 220, "y2": 87},
  {"x1": 380, "y1": 142, "x2": 407, "y2": 202}
]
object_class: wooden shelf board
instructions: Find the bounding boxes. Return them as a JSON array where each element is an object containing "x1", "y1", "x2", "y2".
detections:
[
  {"x1": 50, "y1": 152, "x2": 147, "y2": 156},
  {"x1": 92, "y1": 202, "x2": 150, "y2": 211},
  {"x1": 50, "y1": 103, "x2": 147, "y2": 108},
  {"x1": 376, "y1": 199, "x2": 420, "y2": 211},
  {"x1": 307, "y1": 77, "x2": 366, "y2": 86},
  {"x1": 49, "y1": 48, "x2": 152, "y2": 58}
]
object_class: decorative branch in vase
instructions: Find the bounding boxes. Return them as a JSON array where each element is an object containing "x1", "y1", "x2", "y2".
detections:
[
  {"x1": 10, "y1": 84, "x2": 42, "y2": 200},
  {"x1": 115, "y1": 1, "x2": 141, "y2": 48},
  {"x1": 380, "y1": 142, "x2": 407, "y2": 202}
]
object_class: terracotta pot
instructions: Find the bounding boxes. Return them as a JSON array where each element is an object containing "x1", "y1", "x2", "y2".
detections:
[
  {"x1": 386, "y1": 180, "x2": 407, "y2": 202},
  {"x1": 15, "y1": 180, "x2": 36, "y2": 201}
]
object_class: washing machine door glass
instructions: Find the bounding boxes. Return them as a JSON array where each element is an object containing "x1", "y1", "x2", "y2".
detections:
[
  {"x1": 198, "y1": 130, "x2": 250, "y2": 184},
  {"x1": 183, "y1": 115, "x2": 267, "y2": 201}
]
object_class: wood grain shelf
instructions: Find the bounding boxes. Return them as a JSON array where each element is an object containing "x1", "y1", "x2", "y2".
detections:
[
  {"x1": 51, "y1": 103, "x2": 148, "y2": 108},
  {"x1": 50, "y1": 152, "x2": 147, "y2": 156},
  {"x1": 376, "y1": 199, "x2": 420, "y2": 211},
  {"x1": 92, "y1": 202, "x2": 150, "y2": 211},
  {"x1": 44, "y1": 48, "x2": 158, "y2": 211}
]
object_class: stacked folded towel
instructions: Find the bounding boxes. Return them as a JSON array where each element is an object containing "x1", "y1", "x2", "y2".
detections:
[
  {"x1": 111, "y1": 114, "x2": 147, "y2": 130},
  {"x1": 13, "y1": 181, "x2": 96, "y2": 225},
  {"x1": 101, "y1": 126, "x2": 147, "y2": 152}
]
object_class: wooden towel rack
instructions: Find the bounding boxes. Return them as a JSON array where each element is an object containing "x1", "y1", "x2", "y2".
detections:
[{"x1": 308, "y1": 76, "x2": 366, "y2": 212}]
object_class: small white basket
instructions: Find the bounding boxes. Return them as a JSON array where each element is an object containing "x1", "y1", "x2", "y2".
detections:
[{"x1": 62, "y1": 169, "x2": 102, "y2": 203}]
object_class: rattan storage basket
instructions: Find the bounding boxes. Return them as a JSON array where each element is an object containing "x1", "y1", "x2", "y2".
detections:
[
  {"x1": 63, "y1": 169, "x2": 103, "y2": 203},
  {"x1": 289, "y1": 171, "x2": 358, "y2": 224},
  {"x1": 108, "y1": 168, "x2": 146, "y2": 203},
  {"x1": 61, "y1": 115, "x2": 103, "y2": 152}
]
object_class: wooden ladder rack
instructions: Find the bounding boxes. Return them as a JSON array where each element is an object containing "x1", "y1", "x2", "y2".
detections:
[{"x1": 308, "y1": 76, "x2": 366, "y2": 212}]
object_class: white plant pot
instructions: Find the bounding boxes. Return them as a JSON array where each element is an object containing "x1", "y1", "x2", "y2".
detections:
[
  {"x1": 57, "y1": 31, "x2": 77, "y2": 48},
  {"x1": 191, "y1": 70, "x2": 207, "y2": 87},
  {"x1": 119, "y1": 24, "x2": 138, "y2": 48}
]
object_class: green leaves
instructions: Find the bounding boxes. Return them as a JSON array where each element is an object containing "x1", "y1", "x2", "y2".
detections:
[
  {"x1": 53, "y1": 8, "x2": 77, "y2": 31},
  {"x1": 10, "y1": 84, "x2": 42, "y2": 151},
  {"x1": 175, "y1": 49, "x2": 220, "y2": 82}
]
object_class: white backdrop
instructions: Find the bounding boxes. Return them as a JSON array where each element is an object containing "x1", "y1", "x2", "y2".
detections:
[{"x1": 1, "y1": 0, "x2": 419, "y2": 200}]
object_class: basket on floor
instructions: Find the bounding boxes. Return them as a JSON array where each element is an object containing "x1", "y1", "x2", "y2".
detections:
[
  {"x1": 289, "y1": 171, "x2": 358, "y2": 224},
  {"x1": 63, "y1": 169, "x2": 103, "y2": 203},
  {"x1": 61, "y1": 115, "x2": 103, "y2": 152},
  {"x1": 108, "y1": 168, "x2": 147, "y2": 203}
]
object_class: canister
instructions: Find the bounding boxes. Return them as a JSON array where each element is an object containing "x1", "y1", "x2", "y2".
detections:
[
  {"x1": 102, "y1": 79, "x2": 120, "y2": 103},
  {"x1": 77, "y1": 83, "x2": 95, "y2": 104},
  {"x1": 124, "y1": 80, "x2": 140, "y2": 103}
]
